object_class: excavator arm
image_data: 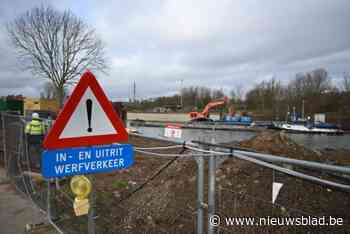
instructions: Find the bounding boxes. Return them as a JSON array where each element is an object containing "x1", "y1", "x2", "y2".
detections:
[
  {"x1": 201, "y1": 96, "x2": 228, "y2": 117},
  {"x1": 189, "y1": 96, "x2": 228, "y2": 121}
]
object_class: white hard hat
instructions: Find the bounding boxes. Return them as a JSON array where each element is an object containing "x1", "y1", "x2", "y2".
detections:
[{"x1": 32, "y1": 112, "x2": 39, "y2": 119}]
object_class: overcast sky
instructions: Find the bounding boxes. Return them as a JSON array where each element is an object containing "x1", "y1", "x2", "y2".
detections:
[{"x1": 1, "y1": 0, "x2": 350, "y2": 100}]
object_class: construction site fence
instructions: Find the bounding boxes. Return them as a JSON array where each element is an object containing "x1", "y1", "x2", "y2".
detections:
[{"x1": 0, "y1": 111, "x2": 349, "y2": 234}]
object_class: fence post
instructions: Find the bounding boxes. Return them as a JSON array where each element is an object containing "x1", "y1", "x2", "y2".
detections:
[
  {"x1": 195, "y1": 154, "x2": 204, "y2": 234},
  {"x1": 1, "y1": 113, "x2": 7, "y2": 173},
  {"x1": 88, "y1": 175, "x2": 96, "y2": 234},
  {"x1": 208, "y1": 145, "x2": 216, "y2": 234},
  {"x1": 47, "y1": 180, "x2": 52, "y2": 219},
  {"x1": 46, "y1": 117, "x2": 53, "y2": 221}
]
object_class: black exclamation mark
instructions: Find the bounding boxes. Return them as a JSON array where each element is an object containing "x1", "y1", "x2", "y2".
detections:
[{"x1": 86, "y1": 99, "x2": 93, "y2": 132}]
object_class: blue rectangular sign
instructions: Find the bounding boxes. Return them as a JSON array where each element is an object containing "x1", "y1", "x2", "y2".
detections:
[{"x1": 42, "y1": 144, "x2": 134, "y2": 178}]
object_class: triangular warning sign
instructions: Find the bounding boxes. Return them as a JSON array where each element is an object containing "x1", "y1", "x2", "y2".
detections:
[{"x1": 43, "y1": 71, "x2": 128, "y2": 149}]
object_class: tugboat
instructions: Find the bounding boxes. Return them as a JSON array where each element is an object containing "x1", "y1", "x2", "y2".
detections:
[
  {"x1": 273, "y1": 112, "x2": 343, "y2": 134},
  {"x1": 276, "y1": 121, "x2": 343, "y2": 134}
]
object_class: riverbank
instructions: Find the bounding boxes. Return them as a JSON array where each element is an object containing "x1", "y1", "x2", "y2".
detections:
[
  {"x1": 128, "y1": 112, "x2": 220, "y2": 122},
  {"x1": 129, "y1": 120, "x2": 263, "y2": 132}
]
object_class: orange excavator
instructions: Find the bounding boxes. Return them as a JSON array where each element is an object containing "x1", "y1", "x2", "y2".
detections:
[{"x1": 189, "y1": 96, "x2": 228, "y2": 121}]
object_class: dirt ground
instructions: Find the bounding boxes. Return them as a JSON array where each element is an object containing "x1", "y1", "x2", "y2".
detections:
[
  {"x1": 57, "y1": 132, "x2": 350, "y2": 234},
  {"x1": 2, "y1": 114, "x2": 349, "y2": 233},
  {"x1": 4, "y1": 130, "x2": 348, "y2": 233}
]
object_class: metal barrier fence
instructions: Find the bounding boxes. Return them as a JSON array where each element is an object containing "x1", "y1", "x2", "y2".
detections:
[
  {"x1": 0, "y1": 111, "x2": 349, "y2": 233},
  {"x1": 0, "y1": 112, "x2": 65, "y2": 233}
]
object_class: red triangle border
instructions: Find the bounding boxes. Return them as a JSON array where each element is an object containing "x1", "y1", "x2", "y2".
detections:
[{"x1": 43, "y1": 71, "x2": 128, "y2": 150}]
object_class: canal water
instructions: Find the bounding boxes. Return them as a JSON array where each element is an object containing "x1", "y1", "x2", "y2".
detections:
[
  {"x1": 132, "y1": 126, "x2": 256, "y2": 143},
  {"x1": 130, "y1": 124, "x2": 350, "y2": 151},
  {"x1": 287, "y1": 134, "x2": 350, "y2": 151}
]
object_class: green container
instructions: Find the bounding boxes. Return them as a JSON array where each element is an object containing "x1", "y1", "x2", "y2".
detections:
[
  {"x1": 0, "y1": 99, "x2": 7, "y2": 111},
  {"x1": 6, "y1": 99, "x2": 23, "y2": 114}
]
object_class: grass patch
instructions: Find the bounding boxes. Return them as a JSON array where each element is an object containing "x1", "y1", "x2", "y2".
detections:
[
  {"x1": 111, "y1": 180, "x2": 128, "y2": 189},
  {"x1": 97, "y1": 190, "x2": 113, "y2": 201}
]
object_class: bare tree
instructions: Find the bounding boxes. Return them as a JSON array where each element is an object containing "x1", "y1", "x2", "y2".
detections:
[
  {"x1": 234, "y1": 84, "x2": 244, "y2": 102},
  {"x1": 7, "y1": 5, "x2": 107, "y2": 106},
  {"x1": 343, "y1": 72, "x2": 350, "y2": 92},
  {"x1": 40, "y1": 81, "x2": 55, "y2": 99},
  {"x1": 40, "y1": 81, "x2": 68, "y2": 100},
  {"x1": 212, "y1": 88, "x2": 224, "y2": 100},
  {"x1": 229, "y1": 89, "x2": 236, "y2": 101}
]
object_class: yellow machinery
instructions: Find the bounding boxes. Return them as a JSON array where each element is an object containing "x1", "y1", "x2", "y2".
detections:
[{"x1": 24, "y1": 98, "x2": 59, "y2": 113}]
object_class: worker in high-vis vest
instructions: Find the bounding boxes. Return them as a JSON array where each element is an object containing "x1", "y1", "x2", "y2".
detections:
[
  {"x1": 25, "y1": 112, "x2": 47, "y2": 169},
  {"x1": 25, "y1": 113, "x2": 46, "y2": 136}
]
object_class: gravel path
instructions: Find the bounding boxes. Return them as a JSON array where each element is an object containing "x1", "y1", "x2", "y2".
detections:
[{"x1": 0, "y1": 168, "x2": 56, "y2": 234}]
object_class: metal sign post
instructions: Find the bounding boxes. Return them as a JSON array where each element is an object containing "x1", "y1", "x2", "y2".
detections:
[
  {"x1": 207, "y1": 152, "x2": 216, "y2": 234},
  {"x1": 195, "y1": 155, "x2": 204, "y2": 234},
  {"x1": 88, "y1": 175, "x2": 96, "y2": 234}
]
